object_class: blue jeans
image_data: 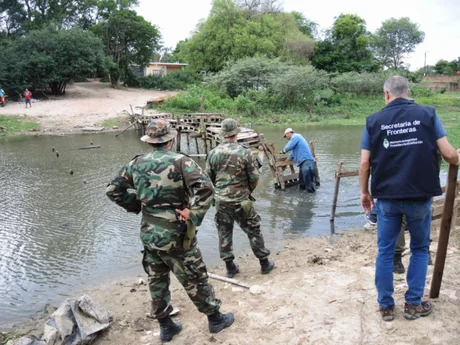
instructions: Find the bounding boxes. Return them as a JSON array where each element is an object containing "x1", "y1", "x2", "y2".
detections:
[
  {"x1": 299, "y1": 160, "x2": 315, "y2": 193},
  {"x1": 375, "y1": 199, "x2": 431, "y2": 308}
]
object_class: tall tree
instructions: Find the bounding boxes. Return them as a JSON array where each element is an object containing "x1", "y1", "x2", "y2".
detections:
[
  {"x1": 291, "y1": 11, "x2": 317, "y2": 38},
  {"x1": 176, "y1": 0, "x2": 306, "y2": 72},
  {"x1": 92, "y1": 9, "x2": 160, "y2": 85},
  {"x1": 371, "y1": 17, "x2": 424, "y2": 70},
  {"x1": 0, "y1": 26, "x2": 107, "y2": 96},
  {"x1": 312, "y1": 14, "x2": 378, "y2": 73}
]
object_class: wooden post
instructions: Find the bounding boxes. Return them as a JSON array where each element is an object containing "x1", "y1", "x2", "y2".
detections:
[
  {"x1": 176, "y1": 127, "x2": 182, "y2": 152},
  {"x1": 309, "y1": 141, "x2": 320, "y2": 186},
  {"x1": 202, "y1": 134, "x2": 208, "y2": 155},
  {"x1": 330, "y1": 162, "x2": 343, "y2": 222},
  {"x1": 430, "y1": 163, "x2": 459, "y2": 298},
  {"x1": 186, "y1": 133, "x2": 190, "y2": 150},
  {"x1": 200, "y1": 95, "x2": 205, "y2": 111},
  {"x1": 195, "y1": 137, "x2": 200, "y2": 154},
  {"x1": 129, "y1": 104, "x2": 135, "y2": 116}
]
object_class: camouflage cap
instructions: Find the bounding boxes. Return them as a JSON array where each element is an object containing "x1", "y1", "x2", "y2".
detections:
[
  {"x1": 140, "y1": 119, "x2": 177, "y2": 144},
  {"x1": 220, "y1": 118, "x2": 241, "y2": 138}
]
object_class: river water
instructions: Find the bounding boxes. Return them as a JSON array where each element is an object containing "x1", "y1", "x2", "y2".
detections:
[{"x1": 0, "y1": 125, "x2": 366, "y2": 326}]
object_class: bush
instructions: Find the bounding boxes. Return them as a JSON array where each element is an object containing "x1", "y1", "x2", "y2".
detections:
[
  {"x1": 410, "y1": 84, "x2": 433, "y2": 98},
  {"x1": 134, "y1": 69, "x2": 202, "y2": 90},
  {"x1": 270, "y1": 65, "x2": 329, "y2": 107},
  {"x1": 331, "y1": 72, "x2": 385, "y2": 95}
]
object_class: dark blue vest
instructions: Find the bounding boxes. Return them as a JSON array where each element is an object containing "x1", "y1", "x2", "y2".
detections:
[{"x1": 366, "y1": 98, "x2": 442, "y2": 199}]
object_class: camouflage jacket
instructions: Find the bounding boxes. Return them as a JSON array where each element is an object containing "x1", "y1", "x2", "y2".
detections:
[
  {"x1": 206, "y1": 140, "x2": 259, "y2": 205},
  {"x1": 106, "y1": 148, "x2": 214, "y2": 250}
]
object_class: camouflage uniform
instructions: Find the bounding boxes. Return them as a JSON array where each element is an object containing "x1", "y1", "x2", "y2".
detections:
[
  {"x1": 206, "y1": 120, "x2": 270, "y2": 263},
  {"x1": 106, "y1": 120, "x2": 221, "y2": 320}
]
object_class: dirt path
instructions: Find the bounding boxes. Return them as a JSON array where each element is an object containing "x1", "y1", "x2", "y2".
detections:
[
  {"x1": 0, "y1": 81, "x2": 177, "y2": 134},
  {"x1": 5, "y1": 228, "x2": 460, "y2": 345}
]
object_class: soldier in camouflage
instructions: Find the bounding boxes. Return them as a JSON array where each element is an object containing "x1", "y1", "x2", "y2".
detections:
[
  {"x1": 206, "y1": 118, "x2": 275, "y2": 278},
  {"x1": 106, "y1": 120, "x2": 234, "y2": 342}
]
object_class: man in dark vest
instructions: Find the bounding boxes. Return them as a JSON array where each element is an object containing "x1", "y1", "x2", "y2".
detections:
[{"x1": 359, "y1": 76, "x2": 460, "y2": 322}]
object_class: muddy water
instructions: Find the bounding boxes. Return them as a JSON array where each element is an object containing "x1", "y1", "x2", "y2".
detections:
[{"x1": 0, "y1": 125, "x2": 366, "y2": 326}]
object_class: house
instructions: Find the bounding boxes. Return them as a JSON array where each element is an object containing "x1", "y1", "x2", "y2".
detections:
[{"x1": 133, "y1": 62, "x2": 188, "y2": 77}]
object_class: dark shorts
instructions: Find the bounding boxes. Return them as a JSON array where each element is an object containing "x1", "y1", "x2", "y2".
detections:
[{"x1": 25, "y1": 98, "x2": 31, "y2": 104}]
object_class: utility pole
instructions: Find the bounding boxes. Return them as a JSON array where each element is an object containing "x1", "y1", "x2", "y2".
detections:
[{"x1": 424, "y1": 51, "x2": 428, "y2": 76}]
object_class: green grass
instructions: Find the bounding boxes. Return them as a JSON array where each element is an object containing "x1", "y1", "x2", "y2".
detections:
[
  {"x1": 0, "y1": 115, "x2": 40, "y2": 134},
  {"x1": 101, "y1": 118, "x2": 124, "y2": 127}
]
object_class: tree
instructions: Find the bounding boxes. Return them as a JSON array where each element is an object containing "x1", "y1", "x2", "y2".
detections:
[
  {"x1": 291, "y1": 11, "x2": 317, "y2": 38},
  {"x1": 92, "y1": 9, "x2": 161, "y2": 85},
  {"x1": 176, "y1": 0, "x2": 306, "y2": 72},
  {"x1": 371, "y1": 17, "x2": 424, "y2": 70},
  {"x1": 311, "y1": 14, "x2": 378, "y2": 73},
  {"x1": 0, "y1": 26, "x2": 107, "y2": 96},
  {"x1": 434, "y1": 59, "x2": 456, "y2": 75}
]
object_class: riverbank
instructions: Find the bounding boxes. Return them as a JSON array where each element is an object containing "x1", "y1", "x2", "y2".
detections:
[
  {"x1": 2, "y1": 228, "x2": 459, "y2": 345},
  {"x1": 0, "y1": 81, "x2": 176, "y2": 136}
]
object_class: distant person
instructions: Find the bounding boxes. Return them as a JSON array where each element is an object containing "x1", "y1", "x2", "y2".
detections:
[
  {"x1": 24, "y1": 89, "x2": 32, "y2": 108},
  {"x1": 106, "y1": 120, "x2": 234, "y2": 342},
  {"x1": 206, "y1": 118, "x2": 274, "y2": 278},
  {"x1": 280, "y1": 128, "x2": 316, "y2": 192},
  {"x1": 0, "y1": 87, "x2": 5, "y2": 105},
  {"x1": 360, "y1": 75, "x2": 460, "y2": 322}
]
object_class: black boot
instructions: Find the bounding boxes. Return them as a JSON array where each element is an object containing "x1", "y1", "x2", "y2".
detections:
[
  {"x1": 158, "y1": 316, "x2": 182, "y2": 343},
  {"x1": 393, "y1": 254, "x2": 405, "y2": 274},
  {"x1": 208, "y1": 311, "x2": 234, "y2": 334},
  {"x1": 260, "y1": 258, "x2": 275, "y2": 274},
  {"x1": 225, "y1": 260, "x2": 239, "y2": 278}
]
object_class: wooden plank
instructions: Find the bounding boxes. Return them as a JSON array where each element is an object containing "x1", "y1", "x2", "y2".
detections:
[
  {"x1": 276, "y1": 160, "x2": 296, "y2": 167},
  {"x1": 283, "y1": 174, "x2": 299, "y2": 182},
  {"x1": 430, "y1": 163, "x2": 459, "y2": 298},
  {"x1": 338, "y1": 170, "x2": 359, "y2": 178},
  {"x1": 82, "y1": 127, "x2": 104, "y2": 132}
]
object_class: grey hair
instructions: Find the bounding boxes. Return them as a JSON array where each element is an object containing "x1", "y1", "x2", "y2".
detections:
[{"x1": 383, "y1": 76, "x2": 410, "y2": 96}]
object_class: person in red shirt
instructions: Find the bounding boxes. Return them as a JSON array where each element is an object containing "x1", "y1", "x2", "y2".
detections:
[{"x1": 24, "y1": 89, "x2": 32, "y2": 108}]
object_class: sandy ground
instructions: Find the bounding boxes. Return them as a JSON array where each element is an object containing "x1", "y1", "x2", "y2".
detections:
[
  {"x1": 0, "y1": 81, "x2": 177, "y2": 134},
  {"x1": 4, "y1": 227, "x2": 460, "y2": 345}
]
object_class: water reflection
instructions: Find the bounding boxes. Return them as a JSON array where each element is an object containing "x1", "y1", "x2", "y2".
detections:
[{"x1": 0, "y1": 125, "x2": 367, "y2": 326}]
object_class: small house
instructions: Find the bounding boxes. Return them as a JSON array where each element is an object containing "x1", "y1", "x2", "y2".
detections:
[{"x1": 133, "y1": 62, "x2": 188, "y2": 77}]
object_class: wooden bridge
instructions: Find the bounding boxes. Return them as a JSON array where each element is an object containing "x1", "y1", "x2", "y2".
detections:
[{"x1": 136, "y1": 112, "x2": 314, "y2": 190}]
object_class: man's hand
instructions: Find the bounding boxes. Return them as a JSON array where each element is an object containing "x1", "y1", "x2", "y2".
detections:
[
  {"x1": 361, "y1": 193, "x2": 375, "y2": 214},
  {"x1": 279, "y1": 151, "x2": 284, "y2": 155},
  {"x1": 175, "y1": 208, "x2": 191, "y2": 221}
]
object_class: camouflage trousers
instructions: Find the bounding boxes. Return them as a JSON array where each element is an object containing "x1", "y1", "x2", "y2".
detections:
[
  {"x1": 142, "y1": 238, "x2": 221, "y2": 319},
  {"x1": 214, "y1": 203, "x2": 271, "y2": 262}
]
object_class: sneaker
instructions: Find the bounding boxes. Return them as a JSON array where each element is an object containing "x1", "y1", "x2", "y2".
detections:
[
  {"x1": 365, "y1": 213, "x2": 377, "y2": 225},
  {"x1": 379, "y1": 305, "x2": 395, "y2": 321},
  {"x1": 404, "y1": 301, "x2": 433, "y2": 320}
]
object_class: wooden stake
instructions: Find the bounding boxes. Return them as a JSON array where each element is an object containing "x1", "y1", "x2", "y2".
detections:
[
  {"x1": 195, "y1": 137, "x2": 200, "y2": 154},
  {"x1": 203, "y1": 134, "x2": 208, "y2": 154},
  {"x1": 309, "y1": 141, "x2": 320, "y2": 186},
  {"x1": 430, "y1": 163, "x2": 459, "y2": 298},
  {"x1": 208, "y1": 273, "x2": 250, "y2": 289},
  {"x1": 200, "y1": 95, "x2": 205, "y2": 111},
  {"x1": 129, "y1": 104, "x2": 135, "y2": 116},
  {"x1": 115, "y1": 121, "x2": 136, "y2": 137},
  {"x1": 176, "y1": 127, "x2": 182, "y2": 152},
  {"x1": 330, "y1": 161, "x2": 343, "y2": 221},
  {"x1": 186, "y1": 133, "x2": 190, "y2": 150}
]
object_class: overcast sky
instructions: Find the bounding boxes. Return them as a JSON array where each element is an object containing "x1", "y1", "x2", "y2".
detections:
[{"x1": 138, "y1": 0, "x2": 460, "y2": 70}]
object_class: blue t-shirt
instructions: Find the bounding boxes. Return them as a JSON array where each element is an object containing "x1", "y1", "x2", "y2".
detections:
[
  {"x1": 360, "y1": 113, "x2": 447, "y2": 150},
  {"x1": 0, "y1": 89, "x2": 4, "y2": 97},
  {"x1": 283, "y1": 133, "x2": 314, "y2": 166}
]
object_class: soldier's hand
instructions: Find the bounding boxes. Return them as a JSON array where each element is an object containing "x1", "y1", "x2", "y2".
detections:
[{"x1": 176, "y1": 208, "x2": 191, "y2": 221}]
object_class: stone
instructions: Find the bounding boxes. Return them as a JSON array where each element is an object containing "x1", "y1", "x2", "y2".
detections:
[{"x1": 249, "y1": 285, "x2": 264, "y2": 295}]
